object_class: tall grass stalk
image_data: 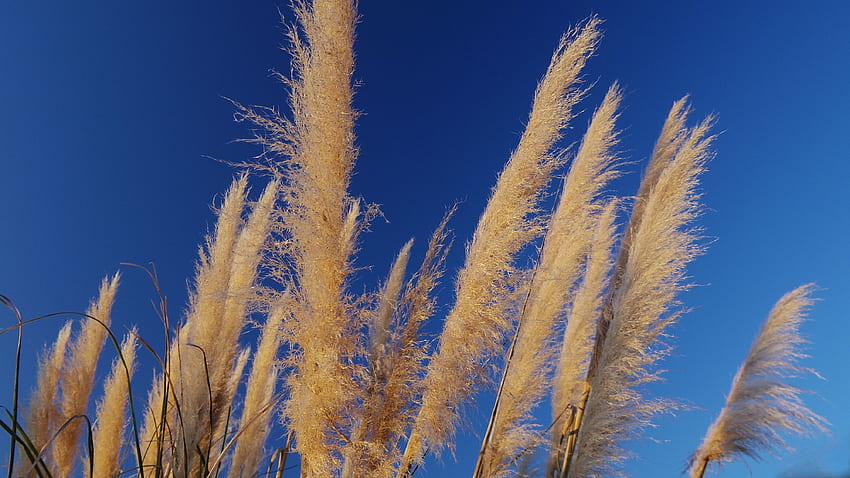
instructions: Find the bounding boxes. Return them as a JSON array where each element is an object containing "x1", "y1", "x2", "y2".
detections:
[
  {"x1": 341, "y1": 240, "x2": 413, "y2": 478},
  {"x1": 174, "y1": 175, "x2": 250, "y2": 473},
  {"x1": 565, "y1": 113, "x2": 715, "y2": 477},
  {"x1": 18, "y1": 322, "x2": 72, "y2": 477},
  {"x1": 355, "y1": 213, "x2": 453, "y2": 478},
  {"x1": 401, "y1": 17, "x2": 602, "y2": 474},
  {"x1": 227, "y1": 303, "x2": 287, "y2": 478},
  {"x1": 549, "y1": 97, "x2": 695, "y2": 476},
  {"x1": 548, "y1": 99, "x2": 692, "y2": 477},
  {"x1": 549, "y1": 200, "x2": 618, "y2": 475},
  {"x1": 54, "y1": 274, "x2": 120, "y2": 476},
  {"x1": 230, "y1": 0, "x2": 363, "y2": 474},
  {"x1": 91, "y1": 329, "x2": 138, "y2": 477},
  {"x1": 475, "y1": 84, "x2": 623, "y2": 478}
]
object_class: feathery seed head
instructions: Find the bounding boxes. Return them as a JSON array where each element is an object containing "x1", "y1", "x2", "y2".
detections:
[
  {"x1": 481, "y1": 85, "x2": 624, "y2": 477},
  {"x1": 569, "y1": 105, "x2": 714, "y2": 478},
  {"x1": 91, "y1": 329, "x2": 138, "y2": 478},
  {"x1": 54, "y1": 273, "x2": 120, "y2": 475},
  {"x1": 403, "y1": 16, "x2": 604, "y2": 470},
  {"x1": 688, "y1": 285, "x2": 827, "y2": 477}
]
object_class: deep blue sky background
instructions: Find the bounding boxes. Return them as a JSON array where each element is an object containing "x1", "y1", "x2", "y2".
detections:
[{"x1": 1, "y1": 1, "x2": 848, "y2": 476}]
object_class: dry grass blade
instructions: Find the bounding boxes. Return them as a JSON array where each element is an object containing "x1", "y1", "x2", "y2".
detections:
[
  {"x1": 138, "y1": 372, "x2": 165, "y2": 472},
  {"x1": 687, "y1": 285, "x2": 827, "y2": 477},
  {"x1": 0, "y1": 295, "x2": 23, "y2": 478}
]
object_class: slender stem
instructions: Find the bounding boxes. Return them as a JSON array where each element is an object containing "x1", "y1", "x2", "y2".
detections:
[
  {"x1": 559, "y1": 381, "x2": 590, "y2": 478},
  {"x1": 277, "y1": 431, "x2": 293, "y2": 478},
  {"x1": 553, "y1": 404, "x2": 576, "y2": 477},
  {"x1": 692, "y1": 457, "x2": 709, "y2": 478},
  {"x1": 471, "y1": 280, "x2": 536, "y2": 478},
  {"x1": 8, "y1": 301, "x2": 23, "y2": 478},
  {"x1": 471, "y1": 180, "x2": 563, "y2": 478}
]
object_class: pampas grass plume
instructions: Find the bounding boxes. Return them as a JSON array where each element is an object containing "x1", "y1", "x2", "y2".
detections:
[
  {"x1": 688, "y1": 285, "x2": 827, "y2": 477},
  {"x1": 478, "y1": 84, "x2": 623, "y2": 478},
  {"x1": 20, "y1": 321, "x2": 73, "y2": 477},
  {"x1": 91, "y1": 329, "x2": 138, "y2": 478},
  {"x1": 54, "y1": 273, "x2": 120, "y2": 476},
  {"x1": 402, "y1": 17, "x2": 602, "y2": 472},
  {"x1": 568, "y1": 109, "x2": 715, "y2": 478}
]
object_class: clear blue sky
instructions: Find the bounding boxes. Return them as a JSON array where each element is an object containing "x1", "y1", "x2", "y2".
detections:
[{"x1": 1, "y1": 1, "x2": 848, "y2": 477}]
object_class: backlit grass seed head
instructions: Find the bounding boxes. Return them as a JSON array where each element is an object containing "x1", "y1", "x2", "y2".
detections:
[
  {"x1": 358, "y1": 214, "x2": 452, "y2": 478},
  {"x1": 6, "y1": 2, "x2": 831, "y2": 477},
  {"x1": 91, "y1": 329, "x2": 138, "y2": 478},
  {"x1": 156, "y1": 175, "x2": 276, "y2": 475},
  {"x1": 569, "y1": 111, "x2": 715, "y2": 478},
  {"x1": 481, "y1": 85, "x2": 623, "y2": 477},
  {"x1": 688, "y1": 285, "x2": 827, "y2": 477},
  {"x1": 551, "y1": 199, "x2": 618, "y2": 448},
  {"x1": 20, "y1": 321, "x2": 72, "y2": 477},
  {"x1": 340, "y1": 241, "x2": 414, "y2": 478},
  {"x1": 212, "y1": 179, "x2": 279, "y2": 405},
  {"x1": 271, "y1": 1, "x2": 362, "y2": 475},
  {"x1": 403, "y1": 18, "x2": 603, "y2": 470},
  {"x1": 174, "y1": 176, "x2": 249, "y2": 473},
  {"x1": 54, "y1": 273, "x2": 120, "y2": 476},
  {"x1": 228, "y1": 304, "x2": 288, "y2": 478}
]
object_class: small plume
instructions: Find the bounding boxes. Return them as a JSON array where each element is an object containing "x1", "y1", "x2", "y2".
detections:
[
  {"x1": 55, "y1": 273, "x2": 120, "y2": 476},
  {"x1": 344, "y1": 211, "x2": 452, "y2": 477},
  {"x1": 228, "y1": 302, "x2": 288, "y2": 478},
  {"x1": 369, "y1": 240, "x2": 414, "y2": 379},
  {"x1": 91, "y1": 329, "x2": 138, "y2": 478},
  {"x1": 688, "y1": 285, "x2": 827, "y2": 477},
  {"x1": 174, "y1": 176, "x2": 249, "y2": 473},
  {"x1": 549, "y1": 200, "x2": 618, "y2": 472},
  {"x1": 19, "y1": 321, "x2": 72, "y2": 477}
]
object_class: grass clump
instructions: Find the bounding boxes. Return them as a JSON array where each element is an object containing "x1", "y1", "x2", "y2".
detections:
[{"x1": 1, "y1": 1, "x2": 827, "y2": 477}]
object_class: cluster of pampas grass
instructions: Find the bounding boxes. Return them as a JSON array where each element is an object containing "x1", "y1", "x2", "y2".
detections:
[{"x1": 1, "y1": 0, "x2": 827, "y2": 477}]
